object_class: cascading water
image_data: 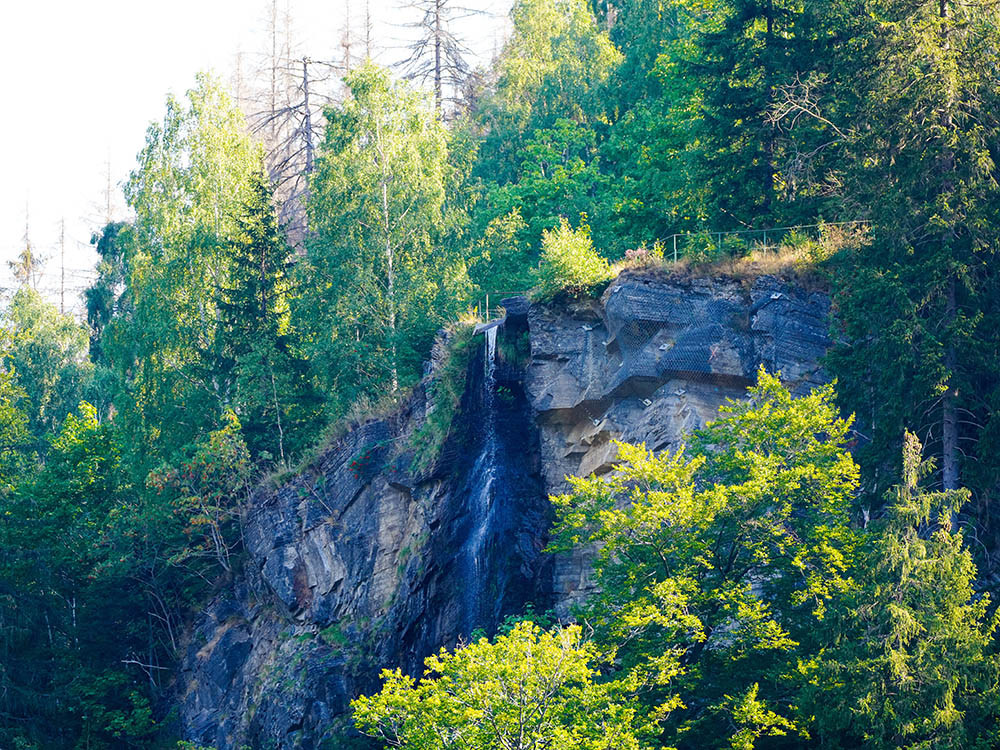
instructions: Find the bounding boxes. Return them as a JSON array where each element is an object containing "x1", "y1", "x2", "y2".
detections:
[
  {"x1": 462, "y1": 324, "x2": 499, "y2": 633},
  {"x1": 448, "y1": 300, "x2": 550, "y2": 642}
]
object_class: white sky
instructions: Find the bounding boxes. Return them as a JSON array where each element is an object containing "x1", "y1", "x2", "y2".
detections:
[{"x1": 0, "y1": 0, "x2": 509, "y2": 315}]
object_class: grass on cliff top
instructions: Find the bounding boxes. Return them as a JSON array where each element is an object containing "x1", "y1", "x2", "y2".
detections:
[
  {"x1": 610, "y1": 223, "x2": 871, "y2": 291},
  {"x1": 529, "y1": 222, "x2": 871, "y2": 304}
]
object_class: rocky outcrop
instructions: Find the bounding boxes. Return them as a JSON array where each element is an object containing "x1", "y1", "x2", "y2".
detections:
[
  {"x1": 527, "y1": 273, "x2": 831, "y2": 609},
  {"x1": 175, "y1": 273, "x2": 831, "y2": 748}
]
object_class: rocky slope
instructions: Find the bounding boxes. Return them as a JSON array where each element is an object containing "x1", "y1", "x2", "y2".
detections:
[{"x1": 175, "y1": 272, "x2": 832, "y2": 749}]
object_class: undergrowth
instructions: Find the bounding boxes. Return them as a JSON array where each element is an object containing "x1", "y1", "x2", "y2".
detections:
[{"x1": 408, "y1": 322, "x2": 477, "y2": 473}]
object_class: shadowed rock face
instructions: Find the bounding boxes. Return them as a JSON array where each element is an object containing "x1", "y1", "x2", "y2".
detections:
[{"x1": 175, "y1": 273, "x2": 830, "y2": 748}]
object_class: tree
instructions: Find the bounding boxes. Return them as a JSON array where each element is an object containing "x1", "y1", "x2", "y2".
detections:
[
  {"x1": 147, "y1": 412, "x2": 252, "y2": 576},
  {"x1": 398, "y1": 0, "x2": 482, "y2": 115},
  {"x1": 353, "y1": 620, "x2": 655, "y2": 750},
  {"x1": 0, "y1": 404, "x2": 158, "y2": 749},
  {"x1": 86, "y1": 221, "x2": 132, "y2": 365},
  {"x1": 103, "y1": 73, "x2": 259, "y2": 468},
  {"x1": 550, "y1": 371, "x2": 858, "y2": 747},
  {"x1": 9, "y1": 205, "x2": 45, "y2": 290},
  {"x1": 809, "y1": 432, "x2": 1000, "y2": 748},
  {"x1": 3, "y1": 288, "x2": 94, "y2": 441},
  {"x1": 533, "y1": 217, "x2": 611, "y2": 299},
  {"x1": 824, "y1": 0, "x2": 1000, "y2": 507},
  {"x1": 215, "y1": 167, "x2": 321, "y2": 461},
  {"x1": 0, "y1": 362, "x2": 31, "y2": 493},
  {"x1": 469, "y1": 0, "x2": 621, "y2": 256},
  {"x1": 297, "y1": 63, "x2": 471, "y2": 410},
  {"x1": 683, "y1": 0, "x2": 839, "y2": 230}
]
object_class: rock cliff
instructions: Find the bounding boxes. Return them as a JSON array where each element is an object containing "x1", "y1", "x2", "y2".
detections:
[{"x1": 175, "y1": 272, "x2": 832, "y2": 749}]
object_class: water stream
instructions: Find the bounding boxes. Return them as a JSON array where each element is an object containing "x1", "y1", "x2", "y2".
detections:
[{"x1": 462, "y1": 325, "x2": 499, "y2": 634}]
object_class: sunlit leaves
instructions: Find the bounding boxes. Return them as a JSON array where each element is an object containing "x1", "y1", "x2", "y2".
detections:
[{"x1": 354, "y1": 621, "x2": 657, "y2": 750}]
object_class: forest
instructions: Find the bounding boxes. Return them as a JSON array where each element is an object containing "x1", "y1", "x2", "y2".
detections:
[{"x1": 2, "y1": 0, "x2": 1000, "y2": 747}]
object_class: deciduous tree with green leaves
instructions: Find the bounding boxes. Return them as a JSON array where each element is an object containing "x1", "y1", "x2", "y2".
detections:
[
  {"x1": 103, "y1": 73, "x2": 260, "y2": 468},
  {"x1": 353, "y1": 620, "x2": 655, "y2": 750},
  {"x1": 3, "y1": 288, "x2": 94, "y2": 442},
  {"x1": 297, "y1": 62, "x2": 471, "y2": 412},
  {"x1": 550, "y1": 371, "x2": 859, "y2": 747}
]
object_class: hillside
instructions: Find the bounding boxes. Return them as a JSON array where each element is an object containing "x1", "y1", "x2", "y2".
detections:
[{"x1": 3, "y1": 0, "x2": 1000, "y2": 747}]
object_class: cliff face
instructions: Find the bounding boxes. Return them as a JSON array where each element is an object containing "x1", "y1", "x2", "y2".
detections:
[{"x1": 175, "y1": 273, "x2": 831, "y2": 749}]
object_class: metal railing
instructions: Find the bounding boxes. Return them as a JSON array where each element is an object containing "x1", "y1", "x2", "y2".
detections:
[{"x1": 662, "y1": 220, "x2": 869, "y2": 263}]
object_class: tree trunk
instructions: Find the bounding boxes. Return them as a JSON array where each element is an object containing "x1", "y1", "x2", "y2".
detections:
[
  {"x1": 302, "y1": 57, "x2": 314, "y2": 176},
  {"x1": 942, "y1": 276, "x2": 959, "y2": 490},
  {"x1": 377, "y1": 116, "x2": 399, "y2": 392},
  {"x1": 938, "y1": 0, "x2": 959, "y2": 491},
  {"x1": 383, "y1": 177, "x2": 398, "y2": 393},
  {"x1": 434, "y1": 0, "x2": 443, "y2": 113}
]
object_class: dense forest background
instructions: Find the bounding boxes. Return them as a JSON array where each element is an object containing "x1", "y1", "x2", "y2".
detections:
[{"x1": 2, "y1": 0, "x2": 1000, "y2": 747}]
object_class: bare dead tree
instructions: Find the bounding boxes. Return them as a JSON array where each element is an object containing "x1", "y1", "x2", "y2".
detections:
[
  {"x1": 342, "y1": 0, "x2": 354, "y2": 72},
  {"x1": 364, "y1": 0, "x2": 375, "y2": 59},
  {"x1": 237, "y1": 1, "x2": 344, "y2": 247},
  {"x1": 766, "y1": 72, "x2": 852, "y2": 202},
  {"x1": 396, "y1": 0, "x2": 484, "y2": 116},
  {"x1": 248, "y1": 56, "x2": 341, "y2": 246},
  {"x1": 59, "y1": 219, "x2": 65, "y2": 314}
]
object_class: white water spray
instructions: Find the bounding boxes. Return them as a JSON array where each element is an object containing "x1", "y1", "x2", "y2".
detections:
[{"x1": 463, "y1": 324, "x2": 500, "y2": 633}]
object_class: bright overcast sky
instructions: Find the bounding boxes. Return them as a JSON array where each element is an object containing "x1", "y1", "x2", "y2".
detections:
[{"x1": 0, "y1": 0, "x2": 509, "y2": 314}]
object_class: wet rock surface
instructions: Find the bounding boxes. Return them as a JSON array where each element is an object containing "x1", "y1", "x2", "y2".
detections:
[{"x1": 175, "y1": 273, "x2": 831, "y2": 748}]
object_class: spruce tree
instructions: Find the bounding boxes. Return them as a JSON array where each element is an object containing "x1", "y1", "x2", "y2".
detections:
[
  {"x1": 811, "y1": 433, "x2": 1000, "y2": 748},
  {"x1": 217, "y1": 167, "x2": 320, "y2": 462},
  {"x1": 689, "y1": 0, "x2": 831, "y2": 229},
  {"x1": 827, "y1": 0, "x2": 1000, "y2": 504}
]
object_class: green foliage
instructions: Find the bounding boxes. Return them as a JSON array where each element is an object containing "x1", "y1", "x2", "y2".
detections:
[
  {"x1": 0, "y1": 403, "x2": 162, "y2": 749},
  {"x1": 104, "y1": 72, "x2": 260, "y2": 468},
  {"x1": 216, "y1": 167, "x2": 322, "y2": 462},
  {"x1": 533, "y1": 218, "x2": 612, "y2": 300},
  {"x1": 3, "y1": 288, "x2": 94, "y2": 441},
  {"x1": 823, "y1": 0, "x2": 1000, "y2": 508},
  {"x1": 468, "y1": 208, "x2": 533, "y2": 293},
  {"x1": 10, "y1": 0, "x2": 1000, "y2": 745},
  {"x1": 297, "y1": 62, "x2": 472, "y2": 414},
  {"x1": 0, "y1": 360, "x2": 31, "y2": 491},
  {"x1": 147, "y1": 411, "x2": 252, "y2": 575},
  {"x1": 408, "y1": 324, "x2": 476, "y2": 472},
  {"x1": 550, "y1": 370, "x2": 857, "y2": 746},
  {"x1": 86, "y1": 221, "x2": 132, "y2": 364},
  {"x1": 469, "y1": 0, "x2": 621, "y2": 256},
  {"x1": 808, "y1": 432, "x2": 1000, "y2": 749},
  {"x1": 353, "y1": 621, "x2": 655, "y2": 750}
]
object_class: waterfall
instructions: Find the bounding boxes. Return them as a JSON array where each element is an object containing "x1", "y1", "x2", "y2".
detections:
[
  {"x1": 485, "y1": 325, "x2": 497, "y2": 368},
  {"x1": 462, "y1": 324, "x2": 499, "y2": 635}
]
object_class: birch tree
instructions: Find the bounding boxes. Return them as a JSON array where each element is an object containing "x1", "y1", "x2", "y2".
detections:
[{"x1": 296, "y1": 63, "x2": 470, "y2": 412}]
